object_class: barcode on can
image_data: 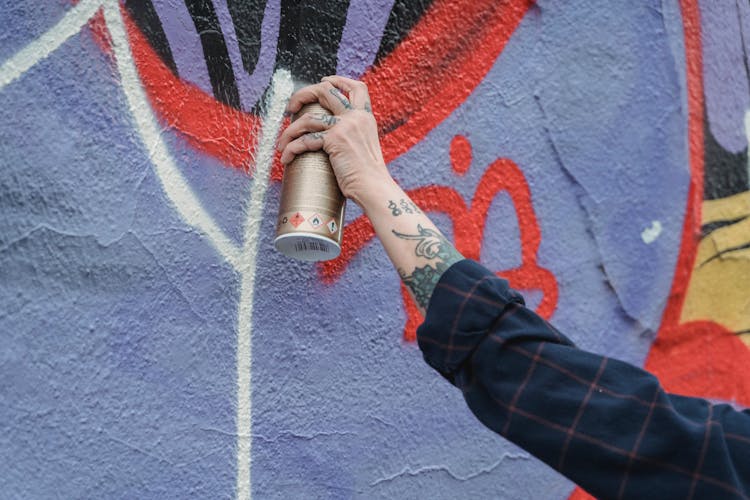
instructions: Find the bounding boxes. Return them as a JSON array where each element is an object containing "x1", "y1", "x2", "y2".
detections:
[{"x1": 294, "y1": 240, "x2": 330, "y2": 254}]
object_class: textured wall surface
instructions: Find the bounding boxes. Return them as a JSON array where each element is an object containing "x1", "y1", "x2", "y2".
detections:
[{"x1": 1, "y1": 0, "x2": 748, "y2": 499}]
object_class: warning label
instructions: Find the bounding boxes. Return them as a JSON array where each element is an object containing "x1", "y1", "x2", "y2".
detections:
[
  {"x1": 309, "y1": 213, "x2": 323, "y2": 228},
  {"x1": 290, "y1": 212, "x2": 305, "y2": 228},
  {"x1": 326, "y1": 219, "x2": 337, "y2": 234}
]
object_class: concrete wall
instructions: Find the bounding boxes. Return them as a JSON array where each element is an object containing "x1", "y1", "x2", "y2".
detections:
[{"x1": 1, "y1": 0, "x2": 748, "y2": 498}]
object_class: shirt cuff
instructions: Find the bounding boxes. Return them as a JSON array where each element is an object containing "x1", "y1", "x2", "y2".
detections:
[{"x1": 416, "y1": 259, "x2": 525, "y2": 382}]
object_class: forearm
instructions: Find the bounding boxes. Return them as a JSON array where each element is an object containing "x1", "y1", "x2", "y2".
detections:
[{"x1": 357, "y1": 177, "x2": 464, "y2": 315}]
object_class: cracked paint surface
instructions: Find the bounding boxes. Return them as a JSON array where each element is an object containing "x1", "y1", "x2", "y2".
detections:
[{"x1": 1, "y1": 1, "x2": 748, "y2": 499}]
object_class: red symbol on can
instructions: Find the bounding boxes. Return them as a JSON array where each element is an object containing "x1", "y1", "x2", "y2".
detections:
[
  {"x1": 290, "y1": 212, "x2": 305, "y2": 228},
  {"x1": 309, "y1": 213, "x2": 323, "y2": 228},
  {"x1": 326, "y1": 219, "x2": 337, "y2": 234}
]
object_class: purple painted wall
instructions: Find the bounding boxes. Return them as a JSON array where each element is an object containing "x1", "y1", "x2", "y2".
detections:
[{"x1": 1, "y1": 1, "x2": 748, "y2": 499}]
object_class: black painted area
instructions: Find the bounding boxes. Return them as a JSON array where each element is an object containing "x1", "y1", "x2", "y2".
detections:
[
  {"x1": 227, "y1": 0, "x2": 267, "y2": 75},
  {"x1": 276, "y1": 0, "x2": 351, "y2": 83},
  {"x1": 185, "y1": 0, "x2": 241, "y2": 108},
  {"x1": 375, "y1": 0, "x2": 435, "y2": 63},
  {"x1": 124, "y1": 0, "x2": 178, "y2": 75},
  {"x1": 701, "y1": 215, "x2": 749, "y2": 238},
  {"x1": 701, "y1": 241, "x2": 750, "y2": 267},
  {"x1": 703, "y1": 118, "x2": 749, "y2": 200}
]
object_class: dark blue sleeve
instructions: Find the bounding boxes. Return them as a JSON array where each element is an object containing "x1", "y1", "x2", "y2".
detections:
[{"x1": 417, "y1": 259, "x2": 750, "y2": 499}]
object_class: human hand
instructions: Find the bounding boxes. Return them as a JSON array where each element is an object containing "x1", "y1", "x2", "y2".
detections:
[{"x1": 277, "y1": 76, "x2": 393, "y2": 209}]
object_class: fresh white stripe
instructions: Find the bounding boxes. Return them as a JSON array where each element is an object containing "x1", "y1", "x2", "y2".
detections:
[
  {"x1": 0, "y1": 0, "x2": 103, "y2": 90},
  {"x1": 102, "y1": 1, "x2": 241, "y2": 269},
  {"x1": 234, "y1": 69, "x2": 292, "y2": 500}
]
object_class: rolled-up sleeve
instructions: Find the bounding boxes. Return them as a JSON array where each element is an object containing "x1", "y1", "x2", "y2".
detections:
[{"x1": 418, "y1": 259, "x2": 750, "y2": 499}]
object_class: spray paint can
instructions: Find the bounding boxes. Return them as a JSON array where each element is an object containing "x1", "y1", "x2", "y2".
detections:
[{"x1": 274, "y1": 103, "x2": 346, "y2": 261}]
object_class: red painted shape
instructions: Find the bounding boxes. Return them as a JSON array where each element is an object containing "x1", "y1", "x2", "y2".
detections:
[
  {"x1": 320, "y1": 154, "x2": 558, "y2": 341},
  {"x1": 648, "y1": 321, "x2": 750, "y2": 402},
  {"x1": 88, "y1": 9, "x2": 112, "y2": 52},
  {"x1": 450, "y1": 135, "x2": 473, "y2": 176},
  {"x1": 112, "y1": 0, "x2": 532, "y2": 175},
  {"x1": 365, "y1": 0, "x2": 535, "y2": 164},
  {"x1": 567, "y1": 489, "x2": 596, "y2": 500},
  {"x1": 122, "y1": 9, "x2": 261, "y2": 172}
]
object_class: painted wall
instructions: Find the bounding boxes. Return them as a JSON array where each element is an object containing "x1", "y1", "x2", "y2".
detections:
[{"x1": 1, "y1": 0, "x2": 748, "y2": 498}]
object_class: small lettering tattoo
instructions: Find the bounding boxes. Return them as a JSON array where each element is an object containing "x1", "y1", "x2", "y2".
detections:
[
  {"x1": 388, "y1": 200, "x2": 402, "y2": 216},
  {"x1": 400, "y1": 199, "x2": 414, "y2": 214},
  {"x1": 364, "y1": 101, "x2": 372, "y2": 113}
]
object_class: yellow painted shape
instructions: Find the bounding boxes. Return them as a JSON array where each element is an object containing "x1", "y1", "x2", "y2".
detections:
[
  {"x1": 682, "y1": 193, "x2": 750, "y2": 345},
  {"x1": 702, "y1": 190, "x2": 750, "y2": 225}
]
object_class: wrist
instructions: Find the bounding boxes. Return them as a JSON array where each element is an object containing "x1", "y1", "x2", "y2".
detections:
[{"x1": 350, "y1": 173, "x2": 403, "y2": 216}]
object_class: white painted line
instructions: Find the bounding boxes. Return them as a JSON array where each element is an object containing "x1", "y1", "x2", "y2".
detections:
[
  {"x1": 234, "y1": 68, "x2": 292, "y2": 500},
  {"x1": 102, "y1": 1, "x2": 241, "y2": 268},
  {"x1": 3, "y1": 4, "x2": 294, "y2": 498},
  {"x1": 0, "y1": 0, "x2": 103, "y2": 90},
  {"x1": 641, "y1": 220, "x2": 663, "y2": 244}
]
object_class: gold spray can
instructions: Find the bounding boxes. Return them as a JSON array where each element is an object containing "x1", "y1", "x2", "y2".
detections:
[{"x1": 274, "y1": 103, "x2": 346, "y2": 261}]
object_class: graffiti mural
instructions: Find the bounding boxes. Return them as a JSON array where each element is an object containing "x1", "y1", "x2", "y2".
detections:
[{"x1": 0, "y1": 0, "x2": 747, "y2": 499}]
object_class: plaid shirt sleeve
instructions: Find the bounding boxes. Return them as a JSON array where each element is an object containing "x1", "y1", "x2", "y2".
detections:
[{"x1": 417, "y1": 259, "x2": 750, "y2": 499}]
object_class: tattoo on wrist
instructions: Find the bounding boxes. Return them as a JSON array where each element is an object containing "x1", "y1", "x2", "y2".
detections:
[
  {"x1": 329, "y1": 88, "x2": 353, "y2": 110},
  {"x1": 388, "y1": 199, "x2": 422, "y2": 217},
  {"x1": 364, "y1": 101, "x2": 372, "y2": 113},
  {"x1": 392, "y1": 224, "x2": 463, "y2": 309}
]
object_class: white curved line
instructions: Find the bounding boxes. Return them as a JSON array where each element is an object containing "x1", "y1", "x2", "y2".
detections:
[
  {"x1": 3, "y1": 4, "x2": 294, "y2": 498},
  {"x1": 102, "y1": 1, "x2": 241, "y2": 268},
  {"x1": 0, "y1": 0, "x2": 103, "y2": 90},
  {"x1": 235, "y1": 69, "x2": 292, "y2": 500}
]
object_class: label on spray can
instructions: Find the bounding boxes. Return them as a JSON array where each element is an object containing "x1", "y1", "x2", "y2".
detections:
[{"x1": 274, "y1": 103, "x2": 346, "y2": 261}]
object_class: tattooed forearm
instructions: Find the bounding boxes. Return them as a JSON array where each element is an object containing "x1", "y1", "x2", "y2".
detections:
[
  {"x1": 393, "y1": 224, "x2": 463, "y2": 309},
  {"x1": 329, "y1": 88, "x2": 353, "y2": 109}
]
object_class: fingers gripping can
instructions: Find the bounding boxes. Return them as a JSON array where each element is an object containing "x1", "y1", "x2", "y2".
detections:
[{"x1": 274, "y1": 103, "x2": 346, "y2": 261}]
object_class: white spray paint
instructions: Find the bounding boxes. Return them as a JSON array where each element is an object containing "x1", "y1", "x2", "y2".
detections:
[
  {"x1": 0, "y1": 4, "x2": 293, "y2": 497},
  {"x1": 102, "y1": 2, "x2": 242, "y2": 268},
  {"x1": 641, "y1": 220, "x2": 663, "y2": 244},
  {"x1": 234, "y1": 70, "x2": 292, "y2": 500},
  {"x1": 0, "y1": 0, "x2": 103, "y2": 90}
]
